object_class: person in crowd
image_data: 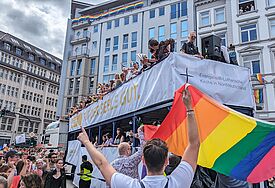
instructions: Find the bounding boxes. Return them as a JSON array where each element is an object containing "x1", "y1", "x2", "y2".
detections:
[
  {"x1": 79, "y1": 155, "x2": 93, "y2": 188},
  {"x1": 0, "y1": 165, "x2": 12, "y2": 178},
  {"x1": 126, "y1": 130, "x2": 135, "y2": 146},
  {"x1": 104, "y1": 133, "x2": 113, "y2": 147},
  {"x1": 33, "y1": 159, "x2": 44, "y2": 177},
  {"x1": 0, "y1": 176, "x2": 7, "y2": 188},
  {"x1": 114, "y1": 74, "x2": 122, "y2": 89},
  {"x1": 4, "y1": 150, "x2": 19, "y2": 165},
  {"x1": 9, "y1": 159, "x2": 30, "y2": 188},
  {"x1": 158, "y1": 38, "x2": 175, "y2": 61},
  {"x1": 228, "y1": 44, "x2": 238, "y2": 65},
  {"x1": 77, "y1": 86, "x2": 200, "y2": 188},
  {"x1": 113, "y1": 128, "x2": 125, "y2": 145},
  {"x1": 181, "y1": 31, "x2": 204, "y2": 59},
  {"x1": 19, "y1": 174, "x2": 43, "y2": 188},
  {"x1": 164, "y1": 154, "x2": 182, "y2": 176},
  {"x1": 44, "y1": 158, "x2": 66, "y2": 188},
  {"x1": 47, "y1": 153, "x2": 57, "y2": 170},
  {"x1": 140, "y1": 39, "x2": 159, "y2": 70},
  {"x1": 120, "y1": 72, "x2": 126, "y2": 83},
  {"x1": 111, "y1": 126, "x2": 145, "y2": 179}
]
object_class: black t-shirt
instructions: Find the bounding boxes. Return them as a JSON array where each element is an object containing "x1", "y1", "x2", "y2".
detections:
[
  {"x1": 181, "y1": 42, "x2": 199, "y2": 55},
  {"x1": 81, "y1": 161, "x2": 93, "y2": 172}
]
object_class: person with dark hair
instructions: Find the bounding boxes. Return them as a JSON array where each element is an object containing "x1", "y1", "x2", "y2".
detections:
[
  {"x1": 44, "y1": 158, "x2": 66, "y2": 188},
  {"x1": 4, "y1": 150, "x2": 18, "y2": 164},
  {"x1": 113, "y1": 128, "x2": 125, "y2": 145},
  {"x1": 79, "y1": 155, "x2": 93, "y2": 188},
  {"x1": 47, "y1": 153, "x2": 57, "y2": 170},
  {"x1": 77, "y1": 86, "x2": 200, "y2": 188},
  {"x1": 19, "y1": 174, "x2": 42, "y2": 188},
  {"x1": 181, "y1": 31, "x2": 204, "y2": 59}
]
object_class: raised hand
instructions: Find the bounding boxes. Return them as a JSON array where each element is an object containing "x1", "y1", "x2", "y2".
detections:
[
  {"x1": 77, "y1": 127, "x2": 90, "y2": 145},
  {"x1": 182, "y1": 87, "x2": 193, "y2": 111}
]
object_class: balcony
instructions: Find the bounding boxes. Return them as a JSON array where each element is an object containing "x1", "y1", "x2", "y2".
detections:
[
  {"x1": 71, "y1": 31, "x2": 91, "y2": 45},
  {"x1": 68, "y1": 48, "x2": 90, "y2": 60},
  {"x1": 71, "y1": 19, "x2": 91, "y2": 30}
]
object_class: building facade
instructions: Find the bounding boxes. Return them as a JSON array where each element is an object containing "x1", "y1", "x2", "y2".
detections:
[
  {"x1": 57, "y1": 0, "x2": 195, "y2": 117},
  {"x1": 195, "y1": 0, "x2": 275, "y2": 122},
  {"x1": 0, "y1": 31, "x2": 62, "y2": 145}
]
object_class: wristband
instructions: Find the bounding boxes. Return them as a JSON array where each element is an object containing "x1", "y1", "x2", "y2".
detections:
[{"x1": 187, "y1": 110, "x2": 194, "y2": 115}]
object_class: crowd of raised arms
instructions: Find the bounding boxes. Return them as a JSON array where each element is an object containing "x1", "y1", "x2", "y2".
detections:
[{"x1": 0, "y1": 147, "x2": 66, "y2": 188}]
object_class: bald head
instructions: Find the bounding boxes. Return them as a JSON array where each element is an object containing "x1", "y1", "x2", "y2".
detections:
[
  {"x1": 188, "y1": 31, "x2": 197, "y2": 42},
  {"x1": 118, "y1": 142, "x2": 131, "y2": 156}
]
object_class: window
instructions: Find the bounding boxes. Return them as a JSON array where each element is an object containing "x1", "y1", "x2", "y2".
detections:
[
  {"x1": 123, "y1": 34, "x2": 129, "y2": 49},
  {"x1": 39, "y1": 58, "x2": 45, "y2": 66},
  {"x1": 90, "y1": 59, "x2": 96, "y2": 74},
  {"x1": 243, "y1": 55, "x2": 260, "y2": 75},
  {"x1": 76, "y1": 59, "x2": 82, "y2": 75},
  {"x1": 270, "y1": 20, "x2": 275, "y2": 38},
  {"x1": 200, "y1": 11, "x2": 210, "y2": 27},
  {"x1": 170, "y1": 23, "x2": 177, "y2": 39},
  {"x1": 124, "y1": 17, "x2": 129, "y2": 25},
  {"x1": 268, "y1": 0, "x2": 275, "y2": 6},
  {"x1": 104, "y1": 56, "x2": 109, "y2": 72},
  {"x1": 50, "y1": 62, "x2": 56, "y2": 70},
  {"x1": 159, "y1": 7, "x2": 165, "y2": 16},
  {"x1": 239, "y1": 0, "x2": 255, "y2": 14},
  {"x1": 133, "y1": 14, "x2": 138, "y2": 23},
  {"x1": 158, "y1": 25, "x2": 165, "y2": 41},
  {"x1": 92, "y1": 41, "x2": 97, "y2": 51},
  {"x1": 94, "y1": 25, "x2": 98, "y2": 33},
  {"x1": 105, "y1": 38, "x2": 111, "y2": 52},
  {"x1": 75, "y1": 78, "x2": 80, "y2": 94},
  {"x1": 16, "y1": 48, "x2": 22, "y2": 56},
  {"x1": 107, "y1": 21, "x2": 112, "y2": 30},
  {"x1": 171, "y1": 4, "x2": 177, "y2": 19},
  {"x1": 131, "y1": 32, "x2": 137, "y2": 48},
  {"x1": 113, "y1": 36, "x2": 119, "y2": 51},
  {"x1": 89, "y1": 77, "x2": 94, "y2": 93},
  {"x1": 29, "y1": 53, "x2": 35, "y2": 61},
  {"x1": 70, "y1": 60, "x2": 75, "y2": 76},
  {"x1": 215, "y1": 7, "x2": 225, "y2": 23},
  {"x1": 150, "y1": 9, "x2": 155, "y2": 19},
  {"x1": 181, "y1": 1, "x2": 187, "y2": 17},
  {"x1": 149, "y1": 28, "x2": 155, "y2": 39},
  {"x1": 171, "y1": 2, "x2": 187, "y2": 19},
  {"x1": 122, "y1": 52, "x2": 128, "y2": 67},
  {"x1": 112, "y1": 55, "x2": 118, "y2": 71},
  {"x1": 241, "y1": 24, "x2": 257, "y2": 43},
  {"x1": 131, "y1": 51, "x2": 136, "y2": 62},
  {"x1": 181, "y1": 20, "x2": 188, "y2": 38},
  {"x1": 4, "y1": 43, "x2": 11, "y2": 51},
  {"x1": 115, "y1": 19, "x2": 120, "y2": 27}
]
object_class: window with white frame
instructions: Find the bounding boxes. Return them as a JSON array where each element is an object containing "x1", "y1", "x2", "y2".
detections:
[
  {"x1": 243, "y1": 54, "x2": 261, "y2": 75},
  {"x1": 158, "y1": 25, "x2": 165, "y2": 41},
  {"x1": 200, "y1": 11, "x2": 210, "y2": 27},
  {"x1": 181, "y1": 20, "x2": 188, "y2": 38},
  {"x1": 215, "y1": 7, "x2": 225, "y2": 24},
  {"x1": 107, "y1": 21, "x2": 112, "y2": 30},
  {"x1": 268, "y1": 0, "x2": 275, "y2": 6},
  {"x1": 238, "y1": 0, "x2": 255, "y2": 14},
  {"x1": 90, "y1": 59, "x2": 96, "y2": 75},
  {"x1": 270, "y1": 19, "x2": 275, "y2": 38},
  {"x1": 131, "y1": 32, "x2": 137, "y2": 48},
  {"x1": 133, "y1": 14, "x2": 138, "y2": 23},
  {"x1": 112, "y1": 54, "x2": 118, "y2": 71},
  {"x1": 113, "y1": 36, "x2": 119, "y2": 51},
  {"x1": 240, "y1": 24, "x2": 257, "y2": 43},
  {"x1": 170, "y1": 23, "x2": 177, "y2": 39},
  {"x1": 123, "y1": 34, "x2": 129, "y2": 49},
  {"x1": 105, "y1": 38, "x2": 111, "y2": 52},
  {"x1": 159, "y1": 7, "x2": 165, "y2": 16},
  {"x1": 104, "y1": 56, "x2": 109, "y2": 72},
  {"x1": 115, "y1": 19, "x2": 120, "y2": 27},
  {"x1": 149, "y1": 28, "x2": 155, "y2": 39},
  {"x1": 150, "y1": 9, "x2": 155, "y2": 19},
  {"x1": 131, "y1": 51, "x2": 136, "y2": 62},
  {"x1": 122, "y1": 52, "x2": 128, "y2": 67},
  {"x1": 124, "y1": 17, "x2": 129, "y2": 25}
]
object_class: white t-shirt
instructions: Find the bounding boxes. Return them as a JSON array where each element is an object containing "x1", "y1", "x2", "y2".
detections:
[{"x1": 111, "y1": 161, "x2": 194, "y2": 188}]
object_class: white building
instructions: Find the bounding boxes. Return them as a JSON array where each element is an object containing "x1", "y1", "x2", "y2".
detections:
[
  {"x1": 57, "y1": 0, "x2": 195, "y2": 117},
  {"x1": 195, "y1": 0, "x2": 275, "y2": 122}
]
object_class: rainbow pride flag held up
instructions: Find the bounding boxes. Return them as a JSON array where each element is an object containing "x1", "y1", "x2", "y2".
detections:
[
  {"x1": 256, "y1": 73, "x2": 265, "y2": 84},
  {"x1": 145, "y1": 84, "x2": 275, "y2": 183}
]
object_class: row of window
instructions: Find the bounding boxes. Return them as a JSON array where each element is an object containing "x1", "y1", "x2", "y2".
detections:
[
  {"x1": 0, "y1": 52, "x2": 23, "y2": 68},
  {"x1": 70, "y1": 59, "x2": 82, "y2": 76},
  {"x1": 18, "y1": 120, "x2": 39, "y2": 134},
  {"x1": 20, "y1": 104, "x2": 41, "y2": 117},
  {"x1": 46, "y1": 97, "x2": 57, "y2": 107},
  {"x1": 0, "y1": 84, "x2": 19, "y2": 98},
  {"x1": 199, "y1": 7, "x2": 225, "y2": 27},
  {"x1": 48, "y1": 85, "x2": 59, "y2": 95},
  {"x1": 104, "y1": 51, "x2": 136, "y2": 73},
  {"x1": 0, "y1": 68, "x2": 21, "y2": 83},
  {"x1": 3, "y1": 42, "x2": 59, "y2": 71},
  {"x1": 22, "y1": 90, "x2": 43, "y2": 103},
  {"x1": 0, "y1": 117, "x2": 13, "y2": 131},
  {"x1": 66, "y1": 97, "x2": 79, "y2": 113},
  {"x1": 24, "y1": 77, "x2": 45, "y2": 91},
  {"x1": 44, "y1": 110, "x2": 56, "y2": 120},
  {"x1": 106, "y1": 14, "x2": 138, "y2": 30},
  {"x1": 0, "y1": 100, "x2": 16, "y2": 112},
  {"x1": 26, "y1": 63, "x2": 47, "y2": 77},
  {"x1": 68, "y1": 78, "x2": 80, "y2": 95},
  {"x1": 105, "y1": 32, "x2": 137, "y2": 53}
]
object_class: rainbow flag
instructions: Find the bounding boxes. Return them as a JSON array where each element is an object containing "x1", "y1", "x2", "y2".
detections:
[
  {"x1": 146, "y1": 84, "x2": 275, "y2": 183},
  {"x1": 256, "y1": 73, "x2": 264, "y2": 84}
]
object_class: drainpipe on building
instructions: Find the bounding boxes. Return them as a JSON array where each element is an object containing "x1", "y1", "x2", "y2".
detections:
[
  {"x1": 194, "y1": 1, "x2": 198, "y2": 47},
  {"x1": 141, "y1": 10, "x2": 145, "y2": 53},
  {"x1": 96, "y1": 22, "x2": 103, "y2": 93}
]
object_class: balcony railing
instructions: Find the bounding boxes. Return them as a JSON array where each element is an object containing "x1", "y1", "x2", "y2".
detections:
[
  {"x1": 69, "y1": 48, "x2": 90, "y2": 59},
  {"x1": 71, "y1": 31, "x2": 91, "y2": 45}
]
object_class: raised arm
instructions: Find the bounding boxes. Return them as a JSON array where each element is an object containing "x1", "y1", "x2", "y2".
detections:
[
  {"x1": 78, "y1": 127, "x2": 116, "y2": 185},
  {"x1": 181, "y1": 86, "x2": 200, "y2": 171}
]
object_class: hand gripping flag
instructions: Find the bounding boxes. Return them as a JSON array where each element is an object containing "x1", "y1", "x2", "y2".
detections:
[{"x1": 145, "y1": 84, "x2": 275, "y2": 183}]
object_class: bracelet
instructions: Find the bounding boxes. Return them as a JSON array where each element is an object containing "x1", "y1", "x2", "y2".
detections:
[{"x1": 187, "y1": 110, "x2": 194, "y2": 115}]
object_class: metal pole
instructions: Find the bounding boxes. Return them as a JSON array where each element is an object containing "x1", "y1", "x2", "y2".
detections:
[
  {"x1": 98, "y1": 125, "x2": 102, "y2": 144},
  {"x1": 112, "y1": 122, "x2": 116, "y2": 141}
]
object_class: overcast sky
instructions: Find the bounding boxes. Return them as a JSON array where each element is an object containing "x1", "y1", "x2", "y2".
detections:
[{"x1": 0, "y1": 0, "x2": 108, "y2": 59}]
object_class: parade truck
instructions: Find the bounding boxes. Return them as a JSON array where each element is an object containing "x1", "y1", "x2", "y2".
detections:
[
  {"x1": 65, "y1": 53, "x2": 256, "y2": 188},
  {"x1": 43, "y1": 119, "x2": 68, "y2": 151}
]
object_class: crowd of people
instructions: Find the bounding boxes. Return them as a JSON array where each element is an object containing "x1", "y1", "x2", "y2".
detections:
[
  {"x1": 0, "y1": 147, "x2": 66, "y2": 188},
  {"x1": 68, "y1": 38, "x2": 176, "y2": 117}
]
